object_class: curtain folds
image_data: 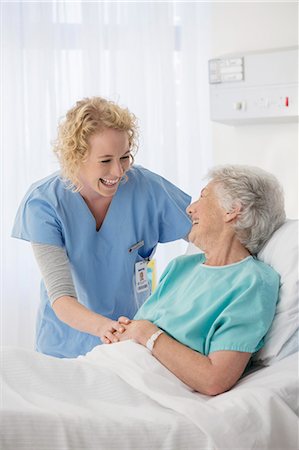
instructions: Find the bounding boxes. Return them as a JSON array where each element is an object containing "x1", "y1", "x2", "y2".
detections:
[{"x1": 2, "y1": 1, "x2": 212, "y2": 348}]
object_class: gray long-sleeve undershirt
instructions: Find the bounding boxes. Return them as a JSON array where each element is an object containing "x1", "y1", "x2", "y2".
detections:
[{"x1": 31, "y1": 242, "x2": 77, "y2": 304}]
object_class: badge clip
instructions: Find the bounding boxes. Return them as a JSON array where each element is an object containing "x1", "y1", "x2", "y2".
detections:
[{"x1": 128, "y1": 240, "x2": 144, "y2": 253}]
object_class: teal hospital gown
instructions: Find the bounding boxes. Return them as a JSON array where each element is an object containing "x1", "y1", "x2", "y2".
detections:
[{"x1": 135, "y1": 253, "x2": 280, "y2": 355}]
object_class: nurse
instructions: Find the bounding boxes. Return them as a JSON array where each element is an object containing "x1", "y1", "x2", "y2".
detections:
[{"x1": 12, "y1": 97, "x2": 192, "y2": 358}]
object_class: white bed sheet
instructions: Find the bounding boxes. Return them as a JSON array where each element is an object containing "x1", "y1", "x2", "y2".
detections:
[{"x1": 1, "y1": 341, "x2": 298, "y2": 450}]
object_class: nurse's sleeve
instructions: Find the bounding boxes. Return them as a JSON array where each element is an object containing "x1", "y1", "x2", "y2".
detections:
[
  {"x1": 32, "y1": 243, "x2": 77, "y2": 305},
  {"x1": 154, "y1": 176, "x2": 192, "y2": 243},
  {"x1": 207, "y1": 273, "x2": 280, "y2": 355},
  {"x1": 12, "y1": 195, "x2": 64, "y2": 247}
]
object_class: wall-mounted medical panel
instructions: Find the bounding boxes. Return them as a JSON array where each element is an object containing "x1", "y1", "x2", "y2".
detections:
[{"x1": 209, "y1": 47, "x2": 298, "y2": 125}]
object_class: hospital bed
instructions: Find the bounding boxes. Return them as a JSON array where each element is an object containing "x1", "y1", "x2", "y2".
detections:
[{"x1": 1, "y1": 220, "x2": 298, "y2": 450}]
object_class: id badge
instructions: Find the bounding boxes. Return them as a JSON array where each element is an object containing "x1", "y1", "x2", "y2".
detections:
[{"x1": 135, "y1": 261, "x2": 149, "y2": 293}]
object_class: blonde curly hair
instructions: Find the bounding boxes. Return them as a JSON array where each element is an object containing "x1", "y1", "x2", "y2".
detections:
[{"x1": 53, "y1": 97, "x2": 138, "y2": 190}]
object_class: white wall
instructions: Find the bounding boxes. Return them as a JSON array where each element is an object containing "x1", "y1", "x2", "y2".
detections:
[{"x1": 210, "y1": 2, "x2": 298, "y2": 218}]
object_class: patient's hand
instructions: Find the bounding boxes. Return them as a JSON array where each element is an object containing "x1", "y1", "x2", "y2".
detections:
[{"x1": 114, "y1": 320, "x2": 158, "y2": 346}]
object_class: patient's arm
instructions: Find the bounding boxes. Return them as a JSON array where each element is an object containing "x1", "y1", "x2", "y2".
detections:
[
  {"x1": 115, "y1": 319, "x2": 251, "y2": 396},
  {"x1": 150, "y1": 332, "x2": 251, "y2": 395}
]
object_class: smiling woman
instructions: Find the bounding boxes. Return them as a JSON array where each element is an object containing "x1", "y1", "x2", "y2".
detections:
[
  {"x1": 2, "y1": 1, "x2": 213, "y2": 351},
  {"x1": 53, "y1": 97, "x2": 138, "y2": 192},
  {"x1": 77, "y1": 129, "x2": 133, "y2": 229},
  {"x1": 11, "y1": 96, "x2": 192, "y2": 358},
  {"x1": 186, "y1": 182, "x2": 233, "y2": 253},
  {"x1": 80, "y1": 130, "x2": 131, "y2": 200}
]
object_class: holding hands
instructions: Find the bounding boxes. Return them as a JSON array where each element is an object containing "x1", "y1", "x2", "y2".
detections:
[
  {"x1": 99, "y1": 317, "x2": 129, "y2": 344},
  {"x1": 102, "y1": 316, "x2": 159, "y2": 347}
]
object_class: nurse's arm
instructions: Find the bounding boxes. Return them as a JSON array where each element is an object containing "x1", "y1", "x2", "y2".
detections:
[
  {"x1": 115, "y1": 320, "x2": 251, "y2": 396},
  {"x1": 31, "y1": 242, "x2": 125, "y2": 343},
  {"x1": 52, "y1": 296, "x2": 125, "y2": 343}
]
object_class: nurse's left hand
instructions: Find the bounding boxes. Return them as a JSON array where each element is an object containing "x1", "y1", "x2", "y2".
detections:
[{"x1": 114, "y1": 320, "x2": 159, "y2": 347}]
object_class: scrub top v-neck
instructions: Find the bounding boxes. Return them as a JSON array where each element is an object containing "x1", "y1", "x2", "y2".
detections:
[
  {"x1": 75, "y1": 183, "x2": 118, "y2": 234},
  {"x1": 12, "y1": 165, "x2": 192, "y2": 358}
]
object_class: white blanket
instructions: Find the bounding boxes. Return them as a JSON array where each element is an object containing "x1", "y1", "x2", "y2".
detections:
[{"x1": 1, "y1": 341, "x2": 298, "y2": 449}]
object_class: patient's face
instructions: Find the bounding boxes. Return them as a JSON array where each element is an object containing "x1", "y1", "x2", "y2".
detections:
[{"x1": 186, "y1": 181, "x2": 226, "y2": 249}]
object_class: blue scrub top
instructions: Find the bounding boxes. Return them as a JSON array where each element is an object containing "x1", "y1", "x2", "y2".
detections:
[{"x1": 12, "y1": 165, "x2": 191, "y2": 358}]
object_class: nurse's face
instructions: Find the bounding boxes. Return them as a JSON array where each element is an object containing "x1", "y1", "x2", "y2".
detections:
[{"x1": 78, "y1": 129, "x2": 131, "y2": 198}]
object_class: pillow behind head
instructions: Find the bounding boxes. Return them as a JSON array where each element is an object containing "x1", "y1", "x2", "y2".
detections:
[{"x1": 253, "y1": 219, "x2": 299, "y2": 365}]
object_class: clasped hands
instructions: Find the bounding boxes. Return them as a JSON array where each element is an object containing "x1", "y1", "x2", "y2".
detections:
[{"x1": 101, "y1": 316, "x2": 158, "y2": 347}]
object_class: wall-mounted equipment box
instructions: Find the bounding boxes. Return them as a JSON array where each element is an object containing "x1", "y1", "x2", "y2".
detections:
[{"x1": 209, "y1": 47, "x2": 298, "y2": 125}]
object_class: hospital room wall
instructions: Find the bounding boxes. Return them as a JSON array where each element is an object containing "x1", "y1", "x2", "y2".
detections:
[{"x1": 209, "y1": 2, "x2": 298, "y2": 219}]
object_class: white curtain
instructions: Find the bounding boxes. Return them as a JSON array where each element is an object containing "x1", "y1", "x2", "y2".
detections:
[{"x1": 1, "y1": 1, "x2": 213, "y2": 349}]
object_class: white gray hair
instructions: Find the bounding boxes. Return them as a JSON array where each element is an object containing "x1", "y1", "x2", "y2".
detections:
[{"x1": 207, "y1": 165, "x2": 286, "y2": 254}]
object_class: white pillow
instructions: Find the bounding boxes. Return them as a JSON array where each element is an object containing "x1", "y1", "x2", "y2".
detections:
[
  {"x1": 254, "y1": 219, "x2": 299, "y2": 364},
  {"x1": 185, "y1": 219, "x2": 299, "y2": 365}
]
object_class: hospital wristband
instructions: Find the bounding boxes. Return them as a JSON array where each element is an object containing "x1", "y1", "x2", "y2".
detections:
[{"x1": 145, "y1": 329, "x2": 164, "y2": 352}]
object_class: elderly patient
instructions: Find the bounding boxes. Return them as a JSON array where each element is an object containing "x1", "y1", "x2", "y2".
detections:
[{"x1": 113, "y1": 165, "x2": 285, "y2": 396}]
